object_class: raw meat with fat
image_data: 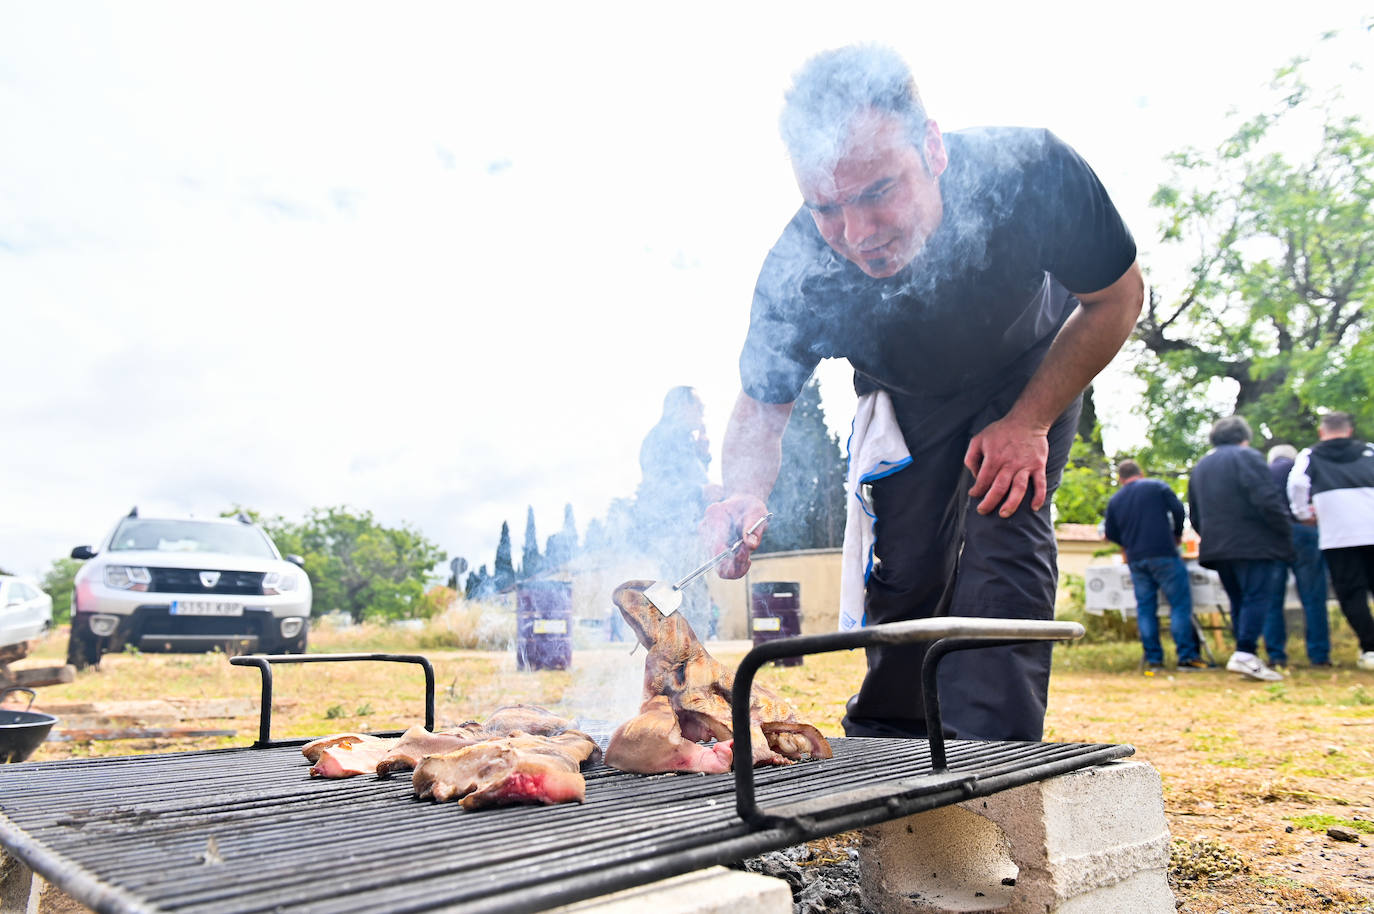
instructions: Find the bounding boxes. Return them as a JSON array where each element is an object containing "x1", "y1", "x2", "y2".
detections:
[
  {"x1": 309, "y1": 736, "x2": 400, "y2": 778},
  {"x1": 605, "y1": 580, "x2": 831, "y2": 774},
  {"x1": 412, "y1": 731, "x2": 601, "y2": 808}
]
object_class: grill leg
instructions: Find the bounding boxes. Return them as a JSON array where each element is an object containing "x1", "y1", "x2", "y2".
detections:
[
  {"x1": 858, "y1": 761, "x2": 1175, "y2": 913},
  {"x1": 0, "y1": 852, "x2": 39, "y2": 914}
]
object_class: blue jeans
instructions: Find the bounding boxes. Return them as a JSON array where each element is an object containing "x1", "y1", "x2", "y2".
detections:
[
  {"x1": 1268, "y1": 523, "x2": 1330, "y2": 664},
  {"x1": 1129, "y1": 556, "x2": 1202, "y2": 664},
  {"x1": 1215, "y1": 559, "x2": 1287, "y2": 655}
]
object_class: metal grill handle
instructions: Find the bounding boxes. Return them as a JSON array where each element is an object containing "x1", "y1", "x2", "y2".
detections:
[
  {"x1": 230, "y1": 653, "x2": 436, "y2": 748},
  {"x1": 729, "y1": 617, "x2": 1084, "y2": 828}
]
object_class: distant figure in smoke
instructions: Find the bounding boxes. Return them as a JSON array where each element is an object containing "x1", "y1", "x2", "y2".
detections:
[
  {"x1": 635, "y1": 387, "x2": 722, "y2": 639},
  {"x1": 700, "y1": 45, "x2": 1143, "y2": 741}
]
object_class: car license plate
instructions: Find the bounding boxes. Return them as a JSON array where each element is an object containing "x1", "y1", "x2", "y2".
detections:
[
  {"x1": 170, "y1": 600, "x2": 244, "y2": 617},
  {"x1": 752, "y1": 617, "x2": 782, "y2": 632}
]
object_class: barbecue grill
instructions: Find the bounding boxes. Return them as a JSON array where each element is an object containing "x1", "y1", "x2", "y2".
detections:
[{"x1": 0, "y1": 619, "x2": 1133, "y2": 913}]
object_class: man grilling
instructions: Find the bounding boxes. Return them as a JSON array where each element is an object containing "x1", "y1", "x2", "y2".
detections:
[{"x1": 700, "y1": 45, "x2": 1143, "y2": 741}]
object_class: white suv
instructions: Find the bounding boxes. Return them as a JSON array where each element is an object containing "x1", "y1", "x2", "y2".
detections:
[{"x1": 67, "y1": 511, "x2": 312, "y2": 668}]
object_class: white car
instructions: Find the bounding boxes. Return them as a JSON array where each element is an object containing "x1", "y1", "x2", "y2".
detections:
[
  {"x1": 67, "y1": 510, "x2": 312, "y2": 668},
  {"x1": 0, "y1": 576, "x2": 54, "y2": 653}
]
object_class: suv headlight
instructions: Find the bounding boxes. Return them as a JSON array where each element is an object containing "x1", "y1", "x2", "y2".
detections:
[
  {"x1": 263, "y1": 571, "x2": 299, "y2": 595},
  {"x1": 105, "y1": 566, "x2": 151, "y2": 591}
]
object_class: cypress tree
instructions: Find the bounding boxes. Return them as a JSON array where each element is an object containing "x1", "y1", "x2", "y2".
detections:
[
  {"x1": 520, "y1": 506, "x2": 541, "y2": 579},
  {"x1": 493, "y1": 522, "x2": 516, "y2": 592},
  {"x1": 759, "y1": 376, "x2": 846, "y2": 553}
]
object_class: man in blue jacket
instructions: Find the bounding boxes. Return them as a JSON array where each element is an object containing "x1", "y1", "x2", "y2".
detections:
[
  {"x1": 1104, "y1": 460, "x2": 1206, "y2": 672},
  {"x1": 1187, "y1": 416, "x2": 1293, "y2": 681}
]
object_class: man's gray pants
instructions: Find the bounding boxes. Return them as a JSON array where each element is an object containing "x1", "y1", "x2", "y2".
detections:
[{"x1": 842, "y1": 394, "x2": 1081, "y2": 742}]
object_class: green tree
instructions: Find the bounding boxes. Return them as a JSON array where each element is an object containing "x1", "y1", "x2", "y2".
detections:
[
  {"x1": 1135, "y1": 52, "x2": 1374, "y2": 469},
  {"x1": 758, "y1": 376, "x2": 846, "y2": 553},
  {"x1": 493, "y1": 521, "x2": 515, "y2": 592},
  {"x1": 519, "y1": 506, "x2": 541, "y2": 579},
  {"x1": 41, "y1": 557, "x2": 83, "y2": 624},
  {"x1": 234, "y1": 506, "x2": 443, "y2": 623},
  {"x1": 1053, "y1": 436, "x2": 1116, "y2": 525},
  {"x1": 544, "y1": 503, "x2": 578, "y2": 569}
]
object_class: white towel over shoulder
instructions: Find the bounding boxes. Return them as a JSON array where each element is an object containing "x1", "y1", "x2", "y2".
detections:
[{"x1": 839, "y1": 391, "x2": 912, "y2": 631}]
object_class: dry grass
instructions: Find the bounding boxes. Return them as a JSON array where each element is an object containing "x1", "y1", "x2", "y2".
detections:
[{"x1": 9, "y1": 620, "x2": 1374, "y2": 910}]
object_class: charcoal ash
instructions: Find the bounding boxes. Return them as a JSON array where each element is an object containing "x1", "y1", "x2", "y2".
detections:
[{"x1": 733, "y1": 838, "x2": 878, "y2": 914}]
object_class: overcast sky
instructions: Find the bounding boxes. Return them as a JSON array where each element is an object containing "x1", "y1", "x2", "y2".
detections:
[{"x1": 3, "y1": 2, "x2": 1370, "y2": 581}]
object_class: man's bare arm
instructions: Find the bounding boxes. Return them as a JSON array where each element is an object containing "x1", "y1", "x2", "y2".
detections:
[
  {"x1": 966, "y1": 260, "x2": 1145, "y2": 517},
  {"x1": 701, "y1": 391, "x2": 794, "y2": 578}
]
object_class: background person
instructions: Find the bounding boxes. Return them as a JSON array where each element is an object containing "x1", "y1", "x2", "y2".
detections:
[
  {"x1": 1187, "y1": 416, "x2": 1293, "y2": 682},
  {"x1": 636, "y1": 386, "x2": 722, "y2": 638},
  {"x1": 1267, "y1": 444, "x2": 1331, "y2": 667},
  {"x1": 1103, "y1": 459, "x2": 1207, "y2": 672},
  {"x1": 700, "y1": 44, "x2": 1143, "y2": 741},
  {"x1": 1287, "y1": 412, "x2": 1374, "y2": 671}
]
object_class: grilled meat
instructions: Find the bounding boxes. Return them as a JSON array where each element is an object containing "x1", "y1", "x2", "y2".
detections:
[
  {"x1": 301, "y1": 732, "x2": 389, "y2": 764},
  {"x1": 412, "y1": 731, "x2": 601, "y2": 808},
  {"x1": 375, "y1": 724, "x2": 489, "y2": 777},
  {"x1": 374, "y1": 705, "x2": 576, "y2": 777},
  {"x1": 604, "y1": 695, "x2": 733, "y2": 774},
  {"x1": 481, "y1": 704, "x2": 575, "y2": 736},
  {"x1": 303, "y1": 704, "x2": 578, "y2": 780},
  {"x1": 606, "y1": 580, "x2": 831, "y2": 774},
  {"x1": 309, "y1": 736, "x2": 401, "y2": 778}
]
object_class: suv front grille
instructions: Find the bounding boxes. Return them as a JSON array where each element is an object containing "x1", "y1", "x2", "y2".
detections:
[{"x1": 148, "y1": 568, "x2": 266, "y2": 596}]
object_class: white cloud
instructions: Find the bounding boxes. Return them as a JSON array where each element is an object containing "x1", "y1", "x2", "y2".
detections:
[{"x1": 2, "y1": 0, "x2": 1370, "y2": 577}]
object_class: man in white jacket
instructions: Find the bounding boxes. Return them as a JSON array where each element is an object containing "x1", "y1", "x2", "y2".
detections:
[{"x1": 1288, "y1": 412, "x2": 1374, "y2": 671}]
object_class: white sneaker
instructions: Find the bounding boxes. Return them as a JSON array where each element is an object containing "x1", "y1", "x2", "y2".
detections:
[
  {"x1": 1357, "y1": 651, "x2": 1374, "y2": 672},
  {"x1": 1226, "y1": 651, "x2": 1284, "y2": 682}
]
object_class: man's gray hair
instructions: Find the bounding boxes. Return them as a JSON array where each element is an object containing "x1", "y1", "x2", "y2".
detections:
[
  {"x1": 1210, "y1": 415, "x2": 1252, "y2": 447},
  {"x1": 1267, "y1": 444, "x2": 1297, "y2": 462},
  {"x1": 780, "y1": 44, "x2": 929, "y2": 178}
]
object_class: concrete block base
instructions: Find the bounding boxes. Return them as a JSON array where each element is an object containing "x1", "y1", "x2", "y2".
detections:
[
  {"x1": 545, "y1": 866, "x2": 792, "y2": 914},
  {"x1": 859, "y1": 760, "x2": 1174, "y2": 913},
  {"x1": 0, "y1": 853, "x2": 40, "y2": 914}
]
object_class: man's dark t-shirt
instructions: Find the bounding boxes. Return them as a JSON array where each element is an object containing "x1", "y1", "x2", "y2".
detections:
[
  {"x1": 1104, "y1": 478, "x2": 1187, "y2": 562},
  {"x1": 739, "y1": 127, "x2": 1136, "y2": 445}
]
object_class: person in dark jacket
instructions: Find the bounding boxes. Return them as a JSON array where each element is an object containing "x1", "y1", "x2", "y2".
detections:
[
  {"x1": 1267, "y1": 444, "x2": 1331, "y2": 667},
  {"x1": 1287, "y1": 412, "x2": 1374, "y2": 671},
  {"x1": 1103, "y1": 459, "x2": 1206, "y2": 671},
  {"x1": 1187, "y1": 416, "x2": 1293, "y2": 681}
]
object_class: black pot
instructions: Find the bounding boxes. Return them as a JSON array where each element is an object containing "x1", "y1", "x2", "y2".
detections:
[{"x1": 1, "y1": 688, "x2": 58, "y2": 764}]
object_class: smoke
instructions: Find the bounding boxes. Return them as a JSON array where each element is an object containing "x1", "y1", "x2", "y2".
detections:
[{"x1": 780, "y1": 44, "x2": 926, "y2": 184}]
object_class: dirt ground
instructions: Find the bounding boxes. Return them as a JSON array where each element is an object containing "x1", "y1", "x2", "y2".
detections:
[{"x1": 7, "y1": 630, "x2": 1374, "y2": 912}]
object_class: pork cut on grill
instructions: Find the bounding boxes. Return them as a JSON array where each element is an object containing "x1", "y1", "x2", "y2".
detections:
[
  {"x1": 309, "y1": 736, "x2": 401, "y2": 778},
  {"x1": 412, "y1": 731, "x2": 602, "y2": 808},
  {"x1": 605, "y1": 580, "x2": 831, "y2": 775},
  {"x1": 303, "y1": 704, "x2": 597, "y2": 810},
  {"x1": 375, "y1": 724, "x2": 489, "y2": 777},
  {"x1": 302, "y1": 732, "x2": 389, "y2": 764},
  {"x1": 375, "y1": 705, "x2": 576, "y2": 777}
]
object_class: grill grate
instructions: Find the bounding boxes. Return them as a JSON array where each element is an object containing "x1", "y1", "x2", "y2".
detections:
[{"x1": 0, "y1": 736, "x2": 1131, "y2": 914}]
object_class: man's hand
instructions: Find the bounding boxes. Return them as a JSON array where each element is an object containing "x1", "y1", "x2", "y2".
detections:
[
  {"x1": 964, "y1": 415, "x2": 1050, "y2": 518},
  {"x1": 699, "y1": 495, "x2": 770, "y2": 580}
]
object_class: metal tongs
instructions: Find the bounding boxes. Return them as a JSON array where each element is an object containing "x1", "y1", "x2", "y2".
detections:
[{"x1": 644, "y1": 513, "x2": 773, "y2": 616}]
